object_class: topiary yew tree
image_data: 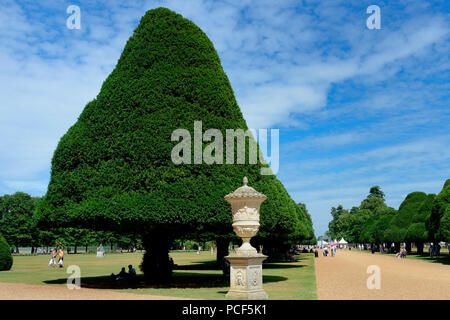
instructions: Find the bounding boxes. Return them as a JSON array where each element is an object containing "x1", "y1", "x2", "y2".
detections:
[
  {"x1": 35, "y1": 8, "x2": 313, "y2": 282},
  {"x1": 405, "y1": 193, "x2": 435, "y2": 254},
  {"x1": 429, "y1": 179, "x2": 450, "y2": 242},
  {"x1": 0, "y1": 233, "x2": 13, "y2": 271},
  {"x1": 386, "y1": 191, "x2": 427, "y2": 252}
]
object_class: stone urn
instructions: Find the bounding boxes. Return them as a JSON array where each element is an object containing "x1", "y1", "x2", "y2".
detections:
[
  {"x1": 224, "y1": 177, "x2": 268, "y2": 299},
  {"x1": 224, "y1": 177, "x2": 266, "y2": 255}
]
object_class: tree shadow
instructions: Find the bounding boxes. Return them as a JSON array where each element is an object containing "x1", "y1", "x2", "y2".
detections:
[
  {"x1": 263, "y1": 263, "x2": 307, "y2": 269},
  {"x1": 175, "y1": 258, "x2": 307, "y2": 270},
  {"x1": 410, "y1": 254, "x2": 450, "y2": 265},
  {"x1": 44, "y1": 272, "x2": 287, "y2": 290},
  {"x1": 175, "y1": 260, "x2": 218, "y2": 271}
]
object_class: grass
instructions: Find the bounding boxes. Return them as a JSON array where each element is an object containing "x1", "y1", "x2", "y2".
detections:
[
  {"x1": 406, "y1": 253, "x2": 450, "y2": 265},
  {"x1": 0, "y1": 251, "x2": 317, "y2": 300},
  {"x1": 350, "y1": 248, "x2": 450, "y2": 265}
]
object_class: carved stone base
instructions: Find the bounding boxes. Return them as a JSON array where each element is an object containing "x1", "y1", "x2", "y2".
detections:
[{"x1": 225, "y1": 254, "x2": 268, "y2": 300}]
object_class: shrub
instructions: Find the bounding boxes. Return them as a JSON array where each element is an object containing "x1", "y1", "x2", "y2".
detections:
[
  {"x1": 0, "y1": 234, "x2": 13, "y2": 271},
  {"x1": 429, "y1": 181, "x2": 450, "y2": 241}
]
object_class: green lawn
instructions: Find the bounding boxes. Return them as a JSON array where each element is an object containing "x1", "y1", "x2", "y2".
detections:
[
  {"x1": 0, "y1": 251, "x2": 317, "y2": 300},
  {"x1": 350, "y1": 248, "x2": 450, "y2": 265}
]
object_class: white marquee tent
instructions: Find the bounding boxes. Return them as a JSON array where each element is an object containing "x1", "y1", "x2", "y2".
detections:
[
  {"x1": 338, "y1": 237, "x2": 348, "y2": 248},
  {"x1": 317, "y1": 240, "x2": 328, "y2": 247}
]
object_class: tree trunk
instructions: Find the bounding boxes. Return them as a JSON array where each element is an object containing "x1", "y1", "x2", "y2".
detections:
[
  {"x1": 394, "y1": 242, "x2": 400, "y2": 253},
  {"x1": 141, "y1": 232, "x2": 171, "y2": 283},
  {"x1": 15, "y1": 246, "x2": 19, "y2": 254},
  {"x1": 250, "y1": 237, "x2": 261, "y2": 253},
  {"x1": 416, "y1": 242, "x2": 424, "y2": 255},
  {"x1": 406, "y1": 242, "x2": 411, "y2": 253},
  {"x1": 216, "y1": 238, "x2": 230, "y2": 268},
  {"x1": 74, "y1": 245, "x2": 78, "y2": 254},
  {"x1": 110, "y1": 242, "x2": 113, "y2": 251},
  {"x1": 85, "y1": 245, "x2": 88, "y2": 253},
  {"x1": 31, "y1": 246, "x2": 35, "y2": 254},
  {"x1": 386, "y1": 242, "x2": 392, "y2": 251}
]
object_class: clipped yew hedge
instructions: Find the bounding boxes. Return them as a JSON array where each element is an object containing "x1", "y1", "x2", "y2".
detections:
[{"x1": 0, "y1": 234, "x2": 13, "y2": 271}]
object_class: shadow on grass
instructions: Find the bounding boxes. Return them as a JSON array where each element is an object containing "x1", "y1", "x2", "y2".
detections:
[
  {"x1": 44, "y1": 272, "x2": 287, "y2": 290},
  {"x1": 376, "y1": 251, "x2": 450, "y2": 265},
  {"x1": 410, "y1": 254, "x2": 450, "y2": 265},
  {"x1": 176, "y1": 261, "x2": 306, "y2": 271},
  {"x1": 174, "y1": 254, "x2": 310, "y2": 271}
]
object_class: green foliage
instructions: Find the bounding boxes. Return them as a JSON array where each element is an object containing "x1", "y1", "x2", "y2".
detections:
[
  {"x1": 372, "y1": 209, "x2": 395, "y2": 243},
  {"x1": 384, "y1": 192, "x2": 427, "y2": 243},
  {"x1": 327, "y1": 186, "x2": 392, "y2": 244},
  {"x1": 327, "y1": 205, "x2": 348, "y2": 240},
  {"x1": 406, "y1": 223, "x2": 427, "y2": 243},
  {"x1": 360, "y1": 195, "x2": 386, "y2": 214},
  {"x1": 438, "y1": 206, "x2": 450, "y2": 242},
  {"x1": 428, "y1": 181, "x2": 450, "y2": 241},
  {"x1": 415, "y1": 194, "x2": 436, "y2": 223},
  {"x1": 295, "y1": 203, "x2": 315, "y2": 244},
  {"x1": 368, "y1": 186, "x2": 385, "y2": 199},
  {"x1": 405, "y1": 193, "x2": 435, "y2": 244},
  {"x1": 443, "y1": 179, "x2": 450, "y2": 189},
  {"x1": 384, "y1": 225, "x2": 406, "y2": 243},
  {"x1": 35, "y1": 8, "x2": 313, "y2": 255},
  {"x1": 0, "y1": 192, "x2": 38, "y2": 248},
  {"x1": 0, "y1": 233, "x2": 13, "y2": 271}
]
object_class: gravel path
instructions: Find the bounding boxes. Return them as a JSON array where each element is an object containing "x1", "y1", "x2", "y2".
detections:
[
  {"x1": 0, "y1": 282, "x2": 192, "y2": 300},
  {"x1": 314, "y1": 249, "x2": 450, "y2": 299}
]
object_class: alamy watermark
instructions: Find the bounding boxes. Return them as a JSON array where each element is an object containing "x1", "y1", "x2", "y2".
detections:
[
  {"x1": 66, "y1": 5, "x2": 81, "y2": 30},
  {"x1": 171, "y1": 121, "x2": 279, "y2": 175},
  {"x1": 366, "y1": 5, "x2": 381, "y2": 30},
  {"x1": 366, "y1": 265, "x2": 381, "y2": 289},
  {"x1": 67, "y1": 265, "x2": 81, "y2": 289}
]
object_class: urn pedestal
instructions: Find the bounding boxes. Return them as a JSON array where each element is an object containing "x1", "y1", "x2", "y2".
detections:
[
  {"x1": 225, "y1": 255, "x2": 268, "y2": 299},
  {"x1": 224, "y1": 177, "x2": 268, "y2": 300}
]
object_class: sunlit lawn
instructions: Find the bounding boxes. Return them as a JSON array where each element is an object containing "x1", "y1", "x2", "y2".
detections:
[
  {"x1": 350, "y1": 248, "x2": 450, "y2": 265},
  {"x1": 0, "y1": 251, "x2": 317, "y2": 300}
]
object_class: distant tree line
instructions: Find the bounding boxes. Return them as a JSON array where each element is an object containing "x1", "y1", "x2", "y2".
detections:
[
  {"x1": 0, "y1": 191, "x2": 316, "y2": 259},
  {"x1": 327, "y1": 179, "x2": 450, "y2": 253},
  {"x1": 0, "y1": 192, "x2": 139, "y2": 253}
]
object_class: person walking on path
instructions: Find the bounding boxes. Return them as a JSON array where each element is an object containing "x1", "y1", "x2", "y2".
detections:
[
  {"x1": 48, "y1": 249, "x2": 56, "y2": 267},
  {"x1": 58, "y1": 248, "x2": 64, "y2": 268}
]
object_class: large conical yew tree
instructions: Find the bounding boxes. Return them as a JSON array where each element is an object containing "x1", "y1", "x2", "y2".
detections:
[
  {"x1": 36, "y1": 8, "x2": 313, "y2": 282},
  {"x1": 428, "y1": 179, "x2": 450, "y2": 242},
  {"x1": 386, "y1": 191, "x2": 427, "y2": 252}
]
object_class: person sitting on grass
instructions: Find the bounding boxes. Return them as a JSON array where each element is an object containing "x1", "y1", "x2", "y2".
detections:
[
  {"x1": 128, "y1": 265, "x2": 137, "y2": 282},
  {"x1": 111, "y1": 267, "x2": 127, "y2": 281},
  {"x1": 396, "y1": 248, "x2": 407, "y2": 259},
  {"x1": 401, "y1": 249, "x2": 407, "y2": 258},
  {"x1": 222, "y1": 258, "x2": 230, "y2": 276}
]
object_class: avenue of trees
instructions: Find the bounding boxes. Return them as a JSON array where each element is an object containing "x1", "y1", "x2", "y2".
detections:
[
  {"x1": 327, "y1": 180, "x2": 450, "y2": 253},
  {"x1": 32, "y1": 8, "x2": 314, "y2": 282}
]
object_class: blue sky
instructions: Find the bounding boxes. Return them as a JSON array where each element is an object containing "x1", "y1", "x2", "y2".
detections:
[{"x1": 0, "y1": 0, "x2": 449, "y2": 236}]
